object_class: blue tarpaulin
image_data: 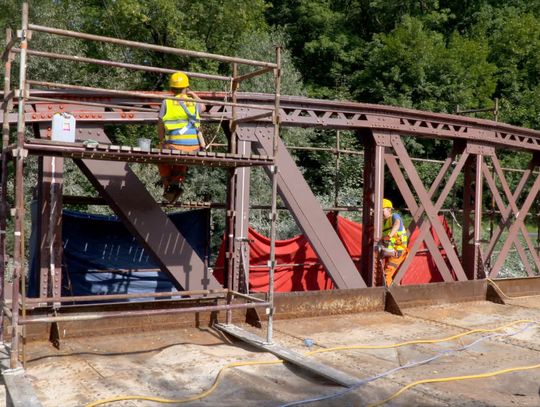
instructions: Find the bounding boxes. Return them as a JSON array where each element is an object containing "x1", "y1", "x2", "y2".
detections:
[{"x1": 29, "y1": 209, "x2": 209, "y2": 301}]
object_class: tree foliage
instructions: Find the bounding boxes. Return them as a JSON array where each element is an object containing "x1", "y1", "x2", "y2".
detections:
[{"x1": 1, "y1": 0, "x2": 540, "y2": 237}]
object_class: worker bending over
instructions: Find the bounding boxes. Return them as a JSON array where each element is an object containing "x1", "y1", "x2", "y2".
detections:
[
  {"x1": 157, "y1": 71, "x2": 206, "y2": 203},
  {"x1": 381, "y1": 198, "x2": 408, "y2": 286}
]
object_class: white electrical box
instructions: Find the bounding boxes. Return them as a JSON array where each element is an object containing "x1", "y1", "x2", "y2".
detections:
[{"x1": 51, "y1": 113, "x2": 76, "y2": 142}]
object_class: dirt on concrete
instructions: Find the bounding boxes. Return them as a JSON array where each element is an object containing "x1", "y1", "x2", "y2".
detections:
[{"x1": 21, "y1": 297, "x2": 540, "y2": 406}]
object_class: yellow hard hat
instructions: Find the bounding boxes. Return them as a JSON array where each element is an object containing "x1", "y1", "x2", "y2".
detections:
[
  {"x1": 382, "y1": 198, "x2": 393, "y2": 209},
  {"x1": 169, "y1": 71, "x2": 189, "y2": 89}
]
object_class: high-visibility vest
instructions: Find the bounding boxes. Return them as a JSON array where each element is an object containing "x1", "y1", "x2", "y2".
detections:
[
  {"x1": 383, "y1": 212, "x2": 408, "y2": 252},
  {"x1": 162, "y1": 94, "x2": 201, "y2": 146}
]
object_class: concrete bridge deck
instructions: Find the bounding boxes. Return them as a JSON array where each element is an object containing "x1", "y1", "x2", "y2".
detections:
[{"x1": 15, "y1": 281, "x2": 540, "y2": 406}]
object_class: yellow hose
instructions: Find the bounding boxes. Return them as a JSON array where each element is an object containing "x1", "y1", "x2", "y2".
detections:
[
  {"x1": 307, "y1": 318, "x2": 534, "y2": 355},
  {"x1": 368, "y1": 362, "x2": 540, "y2": 407},
  {"x1": 85, "y1": 319, "x2": 538, "y2": 406},
  {"x1": 85, "y1": 359, "x2": 283, "y2": 407}
]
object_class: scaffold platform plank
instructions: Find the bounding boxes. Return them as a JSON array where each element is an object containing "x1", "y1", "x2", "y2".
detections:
[
  {"x1": 18, "y1": 139, "x2": 273, "y2": 167},
  {"x1": 214, "y1": 323, "x2": 358, "y2": 387}
]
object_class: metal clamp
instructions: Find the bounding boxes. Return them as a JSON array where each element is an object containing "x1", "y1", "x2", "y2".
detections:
[{"x1": 12, "y1": 148, "x2": 28, "y2": 158}]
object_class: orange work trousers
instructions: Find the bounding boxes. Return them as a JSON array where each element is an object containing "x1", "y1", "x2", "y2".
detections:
[
  {"x1": 384, "y1": 248, "x2": 408, "y2": 286},
  {"x1": 158, "y1": 143, "x2": 199, "y2": 187}
]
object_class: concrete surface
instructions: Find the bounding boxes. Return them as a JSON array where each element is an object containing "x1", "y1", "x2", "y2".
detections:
[{"x1": 21, "y1": 297, "x2": 540, "y2": 406}]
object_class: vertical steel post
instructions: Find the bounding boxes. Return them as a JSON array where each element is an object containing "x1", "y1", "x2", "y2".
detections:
[
  {"x1": 0, "y1": 154, "x2": 7, "y2": 342},
  {"x1": 334, "y1": 131, "x2": 340, "y2": 208},
  {"x1": 234, "y1": 140, "x2": 252, "y2": 294},
  {"x1": 225, "y1": 66, "x2": 238, "y2": 325},
  {"x1": 1, "y1": 28, "x2": 14, "y2": 342},
  {"x1": 361, "y1": 132, "x2": 375, "y2": 286},
  {"x1": 10, "y1": 1, "x2": 29, "y2": 368},
  {"x1": 266, "y1": 47, "x2": 281, "y2": 344},
  {"x1": 372, "y1": 143, "x2": 385, "y2": 286},
  {"x1": 2, "y1": 28, "x2": 13, "y2": 148},
  {"x1": 225, "y1": 168, "x2": 236, "y2": 325},
  {"x1": 462, "y1": 156, "x2": 474, "y2": 279},
  {"x1": 473, "y1": 154, "x2": 484, "y2": 279}
]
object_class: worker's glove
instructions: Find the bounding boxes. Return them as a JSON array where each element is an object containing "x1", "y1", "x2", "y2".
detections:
[{"x1": 382, "y1": 236, "x2": 391, "y2": 247}]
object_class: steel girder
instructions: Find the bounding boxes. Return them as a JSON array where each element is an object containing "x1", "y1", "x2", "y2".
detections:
[
  {"x1": 2, "y1": 93, "x2": 540, "y2": 286},
  {"x1": 3, "y1": 90, "x2": 540, "y2": 152}
]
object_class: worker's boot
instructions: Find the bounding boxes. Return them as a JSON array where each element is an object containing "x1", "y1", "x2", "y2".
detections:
[{"x1": 163, "y1": 183, "x2": 183, "y2": 204}]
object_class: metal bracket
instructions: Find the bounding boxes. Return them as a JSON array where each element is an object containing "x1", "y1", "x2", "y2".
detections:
[
  {"x1": 12, "y1": 148, "x2": 28, "y2": 158},
  {"x1": 466, "y1": 142, "x2": 494, "y2": 156},
  {"x1": 372, "y1": 131, "x2": 392, "y2": 147},
  {"x1": 16, "y1": 29, "x2": 31, "y2": 41}
]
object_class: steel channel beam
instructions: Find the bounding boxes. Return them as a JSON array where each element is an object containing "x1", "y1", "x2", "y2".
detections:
[{"x1": 233, "y1": 140, "x2": 252, "y2": 293}]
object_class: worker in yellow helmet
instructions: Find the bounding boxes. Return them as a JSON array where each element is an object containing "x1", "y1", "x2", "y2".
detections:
[
  {"x1": 157, "y1": 71, "x2": 207, "y2": 203},
  {"x1": 380, "y1": 198, "x2": 408, "y2": 286}
]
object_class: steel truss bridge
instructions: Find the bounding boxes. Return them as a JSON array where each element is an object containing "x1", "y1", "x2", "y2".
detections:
[{"x1": 1, "y1": 2, "x2": 540, "y2": 376}]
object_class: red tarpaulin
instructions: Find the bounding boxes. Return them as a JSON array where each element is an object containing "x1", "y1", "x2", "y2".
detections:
[{"x1": 214, "y1": 214, "x2": 454, "y2": 292}]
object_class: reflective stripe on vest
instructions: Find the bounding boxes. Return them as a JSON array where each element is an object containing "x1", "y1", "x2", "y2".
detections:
[
  {"x1": 383, "y1": 213, "x2": 408, "y2": 251},
  {"x1": 162, "y1": 95, "x2": 200, "y2": 145}
]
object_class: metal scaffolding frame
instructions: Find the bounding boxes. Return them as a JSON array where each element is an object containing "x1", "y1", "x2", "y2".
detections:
[{"x1": 0, "y1": 2, "x2": 281, "y2": 368}]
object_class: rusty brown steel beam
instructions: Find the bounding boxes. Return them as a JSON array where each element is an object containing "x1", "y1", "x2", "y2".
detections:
[
  {"x1": 28, "y1": 95, "x2": 157, "y2": 112},
  {"x1": 384, "y1": 153, "x2": 454, "y2": 283},
  {"x1": 489, "y1": 171, "x2": 540, "y2": 277},
  {"x1": 26, "y1": 80, "x2": 275, "y2": 112},
  {"x1": 391, "y1": 137, "x2": 469, "y2": 283},
  {"x1": 238, "y1": 124, "x2": 366, "y2": 289},
  {"x1": 484, "y1": 157, "x2": 538, "y2": 261},
  {"x1": 482, "y1": 163, "x2": 537, "y2": 276},
  {"x1": 489, "y1": 155, "x2": 540, "y2": 274},
  {"x1": 3, "y1": 91, "x2": 540, "y2": 154},
  {"x1": 17, "y1": 278, "x2": 540, "y2": 342}
]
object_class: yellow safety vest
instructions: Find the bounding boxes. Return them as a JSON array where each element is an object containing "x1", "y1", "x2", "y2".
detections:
[
  {"x1": 162, "y1": 94, "x2": 201, "y2": 146},
  {"x1": 383, "y1": 213, "x2": 408, "y2": 252}
]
